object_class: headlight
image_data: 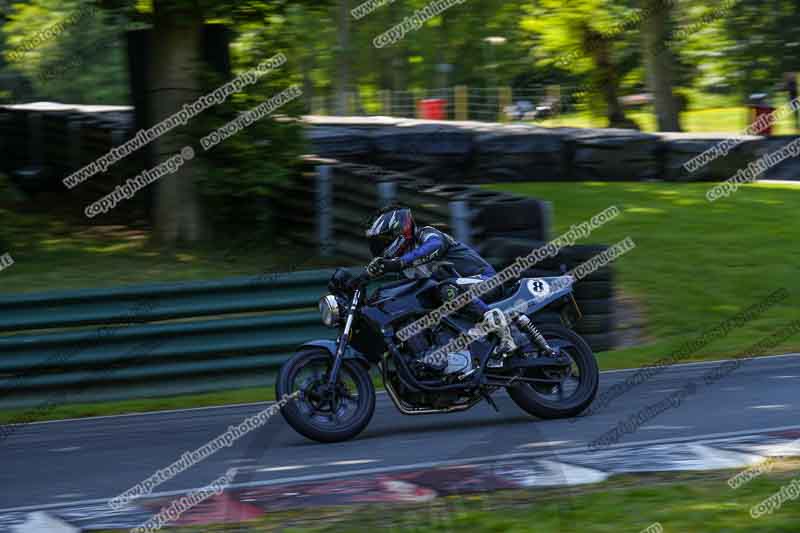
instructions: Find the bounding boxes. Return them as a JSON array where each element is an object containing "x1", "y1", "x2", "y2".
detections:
[{"x1": 319, "y1": 295, "x2": 341, "y2": 328}]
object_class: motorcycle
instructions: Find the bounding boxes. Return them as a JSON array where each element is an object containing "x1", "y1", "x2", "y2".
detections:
[{"x1": 276, "y1": 264, "x2": 599, "y2": 443}]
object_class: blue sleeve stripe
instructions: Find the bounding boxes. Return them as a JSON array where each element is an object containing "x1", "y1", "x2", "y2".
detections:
[{"x1": 401, "y1": 235, "x2": 445, "y2": 265}]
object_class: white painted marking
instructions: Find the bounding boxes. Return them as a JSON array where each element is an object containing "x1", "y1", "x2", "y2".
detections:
[
  {"x1": 10, "y1": 512, "x2": 80, "y2": 533},
  {"x1": 536, "y1": 459, "x2": 608, "y2": 486},
  {"x1": 750, "y1": 405, "x2": 789, "y2": 410},
  {"x1": 4, "y1": 424, "x2": 800, "y2": 517},
  {"x1": 640, "y1": 425, "x2": 691, "y2": 431},
  {"x1": 519, "y1": 440, "x2": 571, "y2": 449},
  {"x1": 772, "y1": 375, "x2": 798, "y2": 379},
  {"x1": 326, "y1": 459, "x2": 380, "y2": 466},
  {"x1": 49, "y1": 447, "x2": 80, "y2": 453},
  {"x1": 256, "y1": 465, "x2": 308, "y2": 473},
  {"x1": 685, "y1": 444, "x2": 764, "y2": 470}
]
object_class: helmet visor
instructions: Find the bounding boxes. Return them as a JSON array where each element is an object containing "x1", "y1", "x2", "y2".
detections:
[
  {"x1": 368, "y1": 234, "x2": 395, "y2": 258},
  {"x1": 382, "y1": 235, "x2": 407, "y2": 259}
]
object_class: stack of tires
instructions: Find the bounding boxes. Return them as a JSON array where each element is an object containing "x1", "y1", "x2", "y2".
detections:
[
  {"x1": 479, "y1": 237, "x2": 615, "y2": 353},
  {"x1": 371, "y1": 121, "x2": 474, "y2": 179},
  {"x1": 472, "y1": 124, "x2": 570, "y2": 182},
  {"x1": 566, "y1": 128, "x2": 660, "y2": 181},
  {"x1": 418, "y1": 186, "x2": 550, "y2": 245},
  {"x1": 757, "y1": 135, "x2": 800, "y2": 181},
  {"x1": 657, "y1": 132, "x2": 762, "y2": 182},
  {"x1": 307, "y1": 127, "x2": 373, "y2": 164}
]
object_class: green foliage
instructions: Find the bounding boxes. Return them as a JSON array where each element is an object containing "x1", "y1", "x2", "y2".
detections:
[
  {"x1": 190, "y1": 69, "x2": 307, "y2": 238},
  {"x1": 2, "y1": 0, "x2": 129, "y2": 103}
]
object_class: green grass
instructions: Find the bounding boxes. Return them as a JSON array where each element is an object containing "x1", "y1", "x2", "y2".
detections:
[
  {"x1": 95, "y1": 460, "x2": 800, "y2": 532},
  {"x1": 487, "y1": 181, "x2": 800, "y2": 369},
  {"x1": 536, "y1": 106, "x2": 800, "y2": 134},
  {"x1": 0, "y1": 208, "x2": 348, "y2": 295},
  {"x1": 0, "y1": 386, "x2": 278, "y2": 425}
]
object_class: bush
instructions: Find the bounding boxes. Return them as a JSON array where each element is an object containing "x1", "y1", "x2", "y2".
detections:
[{"x1": 190, "y1": 74, "x2": 307, "y2": 239}]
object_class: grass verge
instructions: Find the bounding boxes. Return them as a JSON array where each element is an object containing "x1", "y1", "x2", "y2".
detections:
[
  {"x1": 487, "y1": 181, "x2": 800, "y2": 370},
  {"x1": 95, "y1": 459, "x2": 800, "y2": 532}
]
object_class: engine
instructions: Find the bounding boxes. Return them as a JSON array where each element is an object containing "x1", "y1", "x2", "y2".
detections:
[{"x1": 403, "y1": 326, "x2": 473, "y2": 376}]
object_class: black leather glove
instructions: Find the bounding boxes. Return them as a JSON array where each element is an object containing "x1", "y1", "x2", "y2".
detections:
[
  {"x1": 367, "y1": 258, "x2": 404, "y2": 278},
  {"x1": 381, "y1": 258, "x2": 404, "y2": 273},
  {"x1": 366, "y1": 258, "x2": 384, "y2": 278}
]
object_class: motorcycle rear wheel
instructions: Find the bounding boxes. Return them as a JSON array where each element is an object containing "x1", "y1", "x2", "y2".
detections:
[{"x1": 506, "y1": 324, "x2": 599, "y2": 419}]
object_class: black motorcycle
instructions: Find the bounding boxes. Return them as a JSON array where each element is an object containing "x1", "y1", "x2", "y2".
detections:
[{"x1": 276, "y1": 265, "x2": 599, "y2": 443}]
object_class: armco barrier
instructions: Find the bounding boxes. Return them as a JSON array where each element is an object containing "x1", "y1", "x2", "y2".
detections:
[{"x1": 0, "y1": 271, "x2": 333, "y2": 410}]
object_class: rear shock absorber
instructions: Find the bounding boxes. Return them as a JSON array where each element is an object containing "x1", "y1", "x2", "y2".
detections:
[{"x1": 516, "y1": 315, "x2": 557, "y2": 356}]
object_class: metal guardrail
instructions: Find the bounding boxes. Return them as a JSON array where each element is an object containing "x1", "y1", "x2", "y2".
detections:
[{"x1": 0, "y1": 271, "x2": 334, "y2": 410}]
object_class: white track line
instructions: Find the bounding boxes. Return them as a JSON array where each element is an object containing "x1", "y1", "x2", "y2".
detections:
[{"x1": 1, "y1": 423, "x2": 799, "y2": 516}]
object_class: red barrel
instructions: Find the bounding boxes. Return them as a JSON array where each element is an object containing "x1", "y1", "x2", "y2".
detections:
[
  {"x1": 750, "y1": 105, "x2": 776, "y2": 135},
  {"x1": 418, "y1": 98, "x2": 446, "y2": 120}
]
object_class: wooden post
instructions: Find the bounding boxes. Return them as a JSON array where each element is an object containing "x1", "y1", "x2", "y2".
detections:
[
  {"x1": 381, "y1": 90, "x2": 392, "y2": 116},
  {"x1": 455, "y1": 85, "x2": 467, "y2": 121},
  {"x1": 498, "y1": 86, "x2": 512, "y2": 123}
]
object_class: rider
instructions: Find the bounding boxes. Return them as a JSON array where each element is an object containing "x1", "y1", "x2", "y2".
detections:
[{"x1": 364, "y1": 206, "x2": 517, "y2": 367}]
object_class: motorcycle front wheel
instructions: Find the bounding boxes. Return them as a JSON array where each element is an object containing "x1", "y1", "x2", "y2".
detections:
[
  {"x1": 276, "y1": 348, "x2": 375, "y2": 443},
  {"x1": 506, "y1": 324, "x2": 599, "y2": 419}
]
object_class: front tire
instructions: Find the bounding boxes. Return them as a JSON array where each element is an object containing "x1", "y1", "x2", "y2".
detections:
[
  {"x1": 507, "y1": 324, "x2": 599, "y2": 419},
  {"x1": 276, "y1": 348, "x2": 375, "y2": 443}
]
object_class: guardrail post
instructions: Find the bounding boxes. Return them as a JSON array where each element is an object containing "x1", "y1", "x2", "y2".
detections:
[
  {"x1": 30, "y1": 112, "x2": 43, "y2": 166},
  {"x1": 68, "y1": 118, "x2": 81, "y2": 172},
  {"x1": 316, "y1": 165, "x2": 334, "y2": 256},
  {"x1": 376, "y1": 180, "x2": 396, "y2": 209},
  {"x1": 449, "y1": 200, "x2": 472, "y2": 247},
  {"x1": 541, "y1": 200, "x2": 554, "y2": 240}
]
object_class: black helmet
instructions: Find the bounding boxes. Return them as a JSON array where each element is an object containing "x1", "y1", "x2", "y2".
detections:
[{"x1": 365, "y1": 207, "x2": 416, "y2": 259}]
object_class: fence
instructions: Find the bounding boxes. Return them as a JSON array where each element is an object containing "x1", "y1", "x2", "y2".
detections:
[
  {"x1": 309, "y1": 86, "x2": 576, "y2": 123},
  {"x1": 0, "y1": 272, "x2": 332, "y2": 410}
]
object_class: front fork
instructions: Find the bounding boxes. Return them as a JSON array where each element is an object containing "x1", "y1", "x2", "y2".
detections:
[{"x1": 327, "y1": 288, "x2": 361, "y2": 388}]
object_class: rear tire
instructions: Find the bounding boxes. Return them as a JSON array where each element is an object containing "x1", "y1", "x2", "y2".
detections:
[
  {"x1": 507, "y1": 324, "x2": 599, "y2": 419},
  {"x1": 276, "y1": 348, "x2": 375, "y2": 443}
]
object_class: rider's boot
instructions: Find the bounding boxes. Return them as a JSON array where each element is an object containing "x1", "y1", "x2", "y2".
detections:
[{"x1": 470, "y1": 309, "x2": 517, "y2": 363}]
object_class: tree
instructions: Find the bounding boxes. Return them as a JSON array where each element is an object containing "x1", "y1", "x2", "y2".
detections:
[
  {"x1": 641, "y1": 0, "x2": 681, "y2": 130},
  {"x1": 150, "y1": 0, "x2": 206, "y2": 244}
]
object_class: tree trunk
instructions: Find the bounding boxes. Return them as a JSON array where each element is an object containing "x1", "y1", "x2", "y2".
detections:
[
  {"x1": 641, "y1": 0, "x2": 681, "y2": 131},
  {"x1": 584, "y1": 27, "x2": 628, "y2": 127},
  {"x1": 150, "y1": 0, "x2": 206, "y2": 245},
  {"x1": 335, "y1": 0, "x2": 351, "y2": 115}
]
